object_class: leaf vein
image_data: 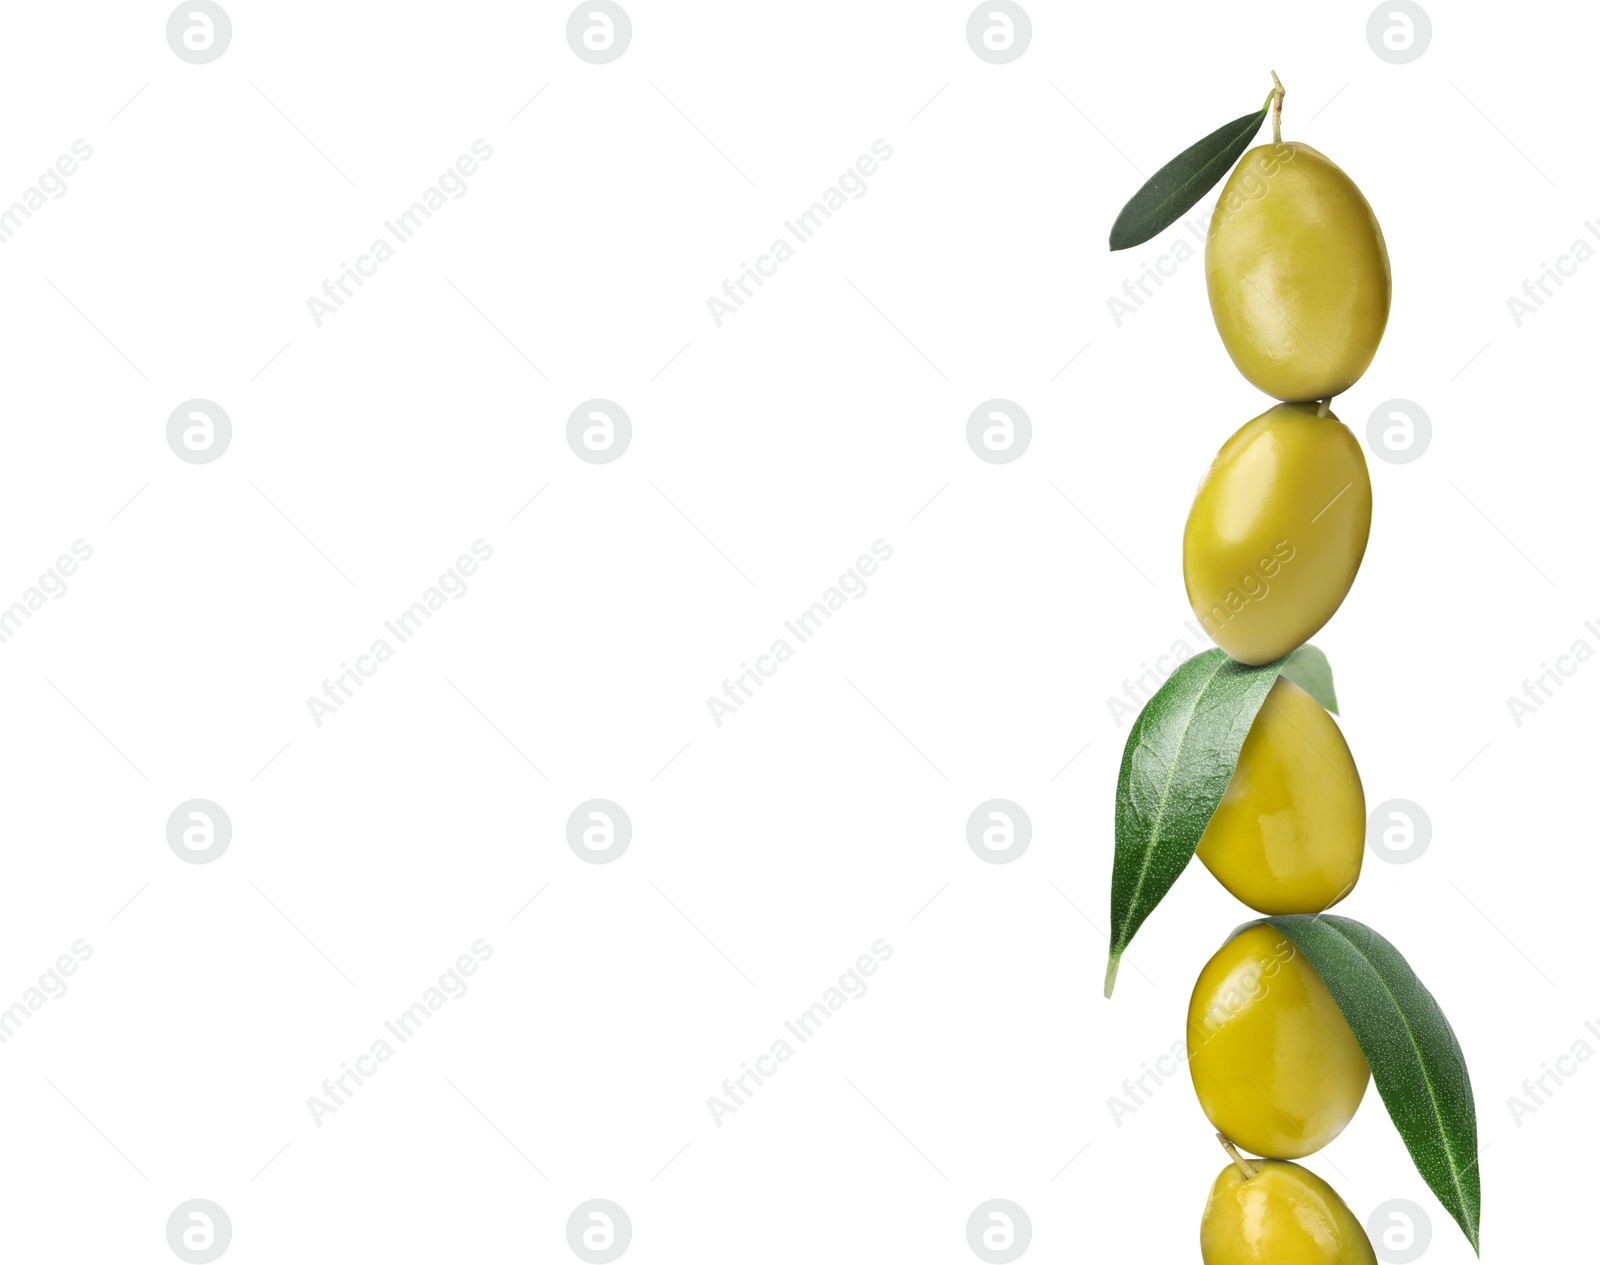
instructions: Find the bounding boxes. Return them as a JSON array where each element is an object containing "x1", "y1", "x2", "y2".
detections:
[
  {"x1": 1321, "y1": 920, "x2": 1477, "y2": 1247},
  {"x1": 1111, "y1": 654, "x2": 1229, "y2": 950}
]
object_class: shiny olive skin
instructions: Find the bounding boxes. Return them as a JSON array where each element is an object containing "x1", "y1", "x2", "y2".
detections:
[
  {"x1": 1196, "y1": 678, "x2": 1365, "y2": 914},
  {"x1": 1207, "y1": 142, "x2": 1391, "y2": 402},
  {"x1": 1202, "y1": 1154, "x2": 1378, "y2": 1264},
  {"x1": 1187, "y1": 925, "x2": 1369, "y2": 1158},
  {"x1": 1183, "y1": 402, "x2": 1371, "y2": 665}
]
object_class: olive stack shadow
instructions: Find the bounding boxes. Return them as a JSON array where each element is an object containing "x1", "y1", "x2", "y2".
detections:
[{"x1": 1103, "y1": 75, "x2": 1482, "y2": 1262}]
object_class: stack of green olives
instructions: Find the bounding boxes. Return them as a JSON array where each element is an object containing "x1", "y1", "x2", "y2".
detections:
[{"x1": 1179, "y1": 113, "x2": 1389, "y2": 1264}]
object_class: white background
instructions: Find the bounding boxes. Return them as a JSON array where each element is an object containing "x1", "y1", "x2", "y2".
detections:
[{"x1": 0, "y1": 1, "x2": 1591, "y2": 1261}]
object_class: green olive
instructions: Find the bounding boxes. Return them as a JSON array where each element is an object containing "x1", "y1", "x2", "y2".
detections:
[
  {"x1": 1196, "y1": 677, "x2": 1365, "y2": 914},
  {"x1": 1183, "y1": 402, "x2": 1371, "y2": 665},
  {"x1": 1206, "y1": 142, "x2": 1390, "y2": 402},
  {"x1": 1201, "y1": 1138, "x2": 1378, "y2": 1264},
  {"x1": 1187, "y1": 925, "x2": 1369, "y2": 1159}
]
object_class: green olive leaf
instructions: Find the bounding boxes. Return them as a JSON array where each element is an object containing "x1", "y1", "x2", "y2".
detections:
[
  {"x1": 1105, "y1": 648, "x2": 1284, "y2": 995},
  {"x1": 1280, "y1": 643, "x2": 1339, "y2": 714},
  {"x1": 1108, "y1": 100, "x2": 1269, "y2": 251},
  {"x1": 1263, "y1": 914, "x2": 1482, "y2": 1256}
]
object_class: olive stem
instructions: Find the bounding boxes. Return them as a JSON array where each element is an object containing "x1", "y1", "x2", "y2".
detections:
[
  {"x1": 1317, "y1": 398, "x2": 1330, "y2": 418},
  {"x1": 1103, "y1": 952, "x2": 1122, "y2": 999},
  {"x1": 1217, "y1": 1134, "x2": 1261, "y2": 1181},
  {"x1": 1270, "y1": 71, "x2": 1285, "y2": 144}
]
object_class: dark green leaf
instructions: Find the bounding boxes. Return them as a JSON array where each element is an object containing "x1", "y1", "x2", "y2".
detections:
[
  {"x1": 1105, "y1": 648, "x2": 1283, "y2": 995},
  {"x1": 1108, "y1": 103, "x2": 1268, "y2": 251},
  {"x1": 1264, "y1": 915, "x2": 1481, "y2": 1256},
  {"x1": 1280, "y1": 644, "x2": 1338, "y2": 714}
]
